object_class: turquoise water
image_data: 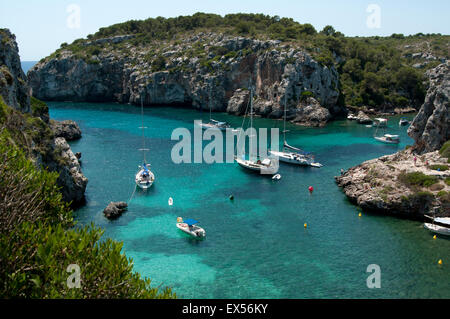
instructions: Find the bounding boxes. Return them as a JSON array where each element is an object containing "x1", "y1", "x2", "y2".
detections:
[{"x1": 49, "y1": 102, "x2": 450, "y2": 299}]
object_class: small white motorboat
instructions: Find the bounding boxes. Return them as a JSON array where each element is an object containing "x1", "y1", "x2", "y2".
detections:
[
  {"x1": 347, "y1": 113, "x2": 357, "y2": 120},
  {"x1": 424, "y1": 223, "x2": 450, "y2": 236},
  {"x1": 176, "y1": 217, "x2": 206, "y2": 239},
  {"x1": 373, "y1": 118, "x2": 388, "y2": 127},
  {"x1": 399, "y1": 118, "x2": 410, "y2": 126},
  {"x1": 374, "y1": 134, "x2": 400, "y2": 144}
]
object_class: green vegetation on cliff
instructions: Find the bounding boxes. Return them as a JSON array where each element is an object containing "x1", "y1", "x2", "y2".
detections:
[
  {"x1": 50, "y1": 13, "x2": 449, "y2": 110},
  {"x1": 0, "y1": 97, "x2": 175, "y2": 298}
]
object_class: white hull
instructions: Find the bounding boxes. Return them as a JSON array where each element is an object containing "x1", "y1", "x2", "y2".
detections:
[
  {"x1": 197, "y1": 122, "x2": 230, "y2": 131},
  {"x1": 235, "y1": 157, "x2": 277, "y2": 175},
  {"x1": 135, "y1": 168, "x2": 155, "y2": 190},
  {"x1": 424, "y1": 223, "x2": 450, "y2": 236},
  {"x1": 176, "y1": 223, "x2": 206, "y2": 238},
  {"x1": 374, "y1": 136, "x2": 400, "y2": 144},
  {"x1": 269, "y1": 150, "x2": 322, "y2": 167}
]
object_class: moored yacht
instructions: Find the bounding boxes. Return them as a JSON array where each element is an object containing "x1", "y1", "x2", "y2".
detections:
[
  {"x1": 135, "y1": 93, "x2": 155, "y2": 190},
  {"x1": 234, "y1": 88, "x2": 277, "y2": 175},
  {"x1": 268, "y1": 94, "x2": 323, "y2": 167}
]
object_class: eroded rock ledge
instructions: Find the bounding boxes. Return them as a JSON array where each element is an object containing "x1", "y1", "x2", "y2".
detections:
[
  {"x1": 335, "y1": 149, "x2": 449, "y2": 219},
  {"x1": 50, "y1": 119, "x2": 82, "y2": 141}
]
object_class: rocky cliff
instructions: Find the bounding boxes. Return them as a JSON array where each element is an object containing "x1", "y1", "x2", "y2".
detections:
[
  {"x1": 28, "y1": 33, "x2": 342, "y2": 126},
  {"x1": 408, "y1": 62, "x2": 449, "y2": 153},
  {"x1": 0, "y1": 29, "x2": 30, "y2": 113},
  {"x1": 0, "y1": 28, "x2": 87, "y2": 205}
]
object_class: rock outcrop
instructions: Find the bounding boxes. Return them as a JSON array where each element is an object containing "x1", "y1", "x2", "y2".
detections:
[
  {"x1": 335, "y1": 149, "x2": 449, "y2": 218},
  {"x1": 28, "y1": 33, "x2": 343, "y2": 125},
  {"x1": 103, "y1": 201, "x2": 128, "y2": 219},
  {"x1": 408, "y1": 63, "x2": 449, "y2": 153},
  {"x1": 356, "y1": 111, "x2": 372, "y2": 124},
  {"x1": 292, "y1": 97, "x2": 331, "y2": 127},
  {"x1": 48, "y1": 138, "x2": 88, "y2": 204},
  {"x1": 50, "y1": 119, "x2": 82, "y2": 141},
  {"x1": 0, "y1": 29, "x2": 30, "y2": 113},
  {"x1": 0, "y1": 28, "x2": 87, "y2": 205}
]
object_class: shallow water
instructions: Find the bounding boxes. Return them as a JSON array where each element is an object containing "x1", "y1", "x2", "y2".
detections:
[{"x1": 49, "y1": 102, "x2": 450, "y2": 299}]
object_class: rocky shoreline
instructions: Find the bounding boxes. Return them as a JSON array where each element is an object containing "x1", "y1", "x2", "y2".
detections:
[
  {"x1": 336, "y1": 62, "x2": 449, "y2": 219},
  {"x1": 335, "y1": 149, "x2": 449, "y2": 219}
]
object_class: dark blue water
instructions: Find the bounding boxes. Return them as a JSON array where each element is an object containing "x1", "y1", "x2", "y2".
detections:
[{"x1": 49, "y1": 102, "x2": 450, "y2": 298}]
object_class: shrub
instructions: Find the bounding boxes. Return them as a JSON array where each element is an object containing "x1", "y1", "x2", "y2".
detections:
[
  {"x1": 30, "y1": 97, "x2": 49, "y2": 119},
  {"x1": 210, "y1": 46, "x2": 229, "y2": 57},
  {"x1": 151, "y1": 55, "x2": 166, "y2": 72},
  {"x1": 398, "y1": 171, "x2": 439, "y2": 188},
  {"x1": 439, "y1": 140, "x2": 450, "y2": 159},
  {"x1": 300, "y1": 90, "x2": 314, "y2": 101},
  {"x1": 429, "y1": 164, "x2": 448, "y2": 171}
]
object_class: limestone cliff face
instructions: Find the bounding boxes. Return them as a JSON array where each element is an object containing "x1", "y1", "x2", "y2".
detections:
[
  {"x1": 408, "y1": 63, "x2": 449, "y2": 153},
  {"x1": 28, "y1": 33, "x2": 342, "y2": 125},
  {"x1": 0, "y1": 29, "x2": 30, "y2": 113},
  {"x1": 0, "y1": 28, "x2": 87, "y2": 205}
]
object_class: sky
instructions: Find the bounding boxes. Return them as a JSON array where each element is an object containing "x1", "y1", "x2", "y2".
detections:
[{"x1": 1, "y1": 0, "x2": 449, "y2": 61}]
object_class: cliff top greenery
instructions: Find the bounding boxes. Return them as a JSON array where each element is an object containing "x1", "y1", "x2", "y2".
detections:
[{"x1": 44, "y1": 13, "x2": 449, "y2": 109}]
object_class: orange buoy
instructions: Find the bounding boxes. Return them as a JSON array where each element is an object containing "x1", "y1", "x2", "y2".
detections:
[{"x1": 308, "y1": 186, "x2": 314, "y2": 194}]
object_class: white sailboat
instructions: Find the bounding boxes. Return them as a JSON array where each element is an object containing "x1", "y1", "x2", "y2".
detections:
[
  {"x1": 269, "y1": 95, "x2": 323, "y2": 167},
  {"x1": 198, "y1": 89, "x2": 231, "y2": 131},
  {"x1": 235, "y1": 88, "x2": 277, "y2": 175},
  {"x1": 135, "y1": 95, "x2": 155, "y2": 190}
]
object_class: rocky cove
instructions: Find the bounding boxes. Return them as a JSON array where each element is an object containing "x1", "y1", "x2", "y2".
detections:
[
  {"x1": 28, "y1": 33, "x2": 344, "y2": 127},
  {"x1": 336, "y1": 62, "x2": 449, "y2": 218}
]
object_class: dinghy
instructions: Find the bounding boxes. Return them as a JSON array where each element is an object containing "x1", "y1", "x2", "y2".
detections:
[{"x1": 176, "y1": 217, "x2": 206, "y2": 239}]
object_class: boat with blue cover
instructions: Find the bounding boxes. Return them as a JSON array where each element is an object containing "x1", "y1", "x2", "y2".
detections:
[{"x1": 176, "y1": 217, "x2": 206, "y2": 238}]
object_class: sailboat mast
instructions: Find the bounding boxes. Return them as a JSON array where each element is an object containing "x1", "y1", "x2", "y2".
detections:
[
  {"x1": 250, "y1": 88, "x2": 253, "y2": 160},
  {"x1": 283, "y1": 94, "x2": 287, "y2": 145},
  {"x1": 141, "y1": 94, "x2": 146, "y2": 163},
  {"x1": 209, "y1": 87, "x2": 212, "y2": 121}
]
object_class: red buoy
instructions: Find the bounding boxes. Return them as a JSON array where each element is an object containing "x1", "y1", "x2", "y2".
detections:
[{"x1": 308, "y1": 186, "x2": 314, "y2": 193}]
